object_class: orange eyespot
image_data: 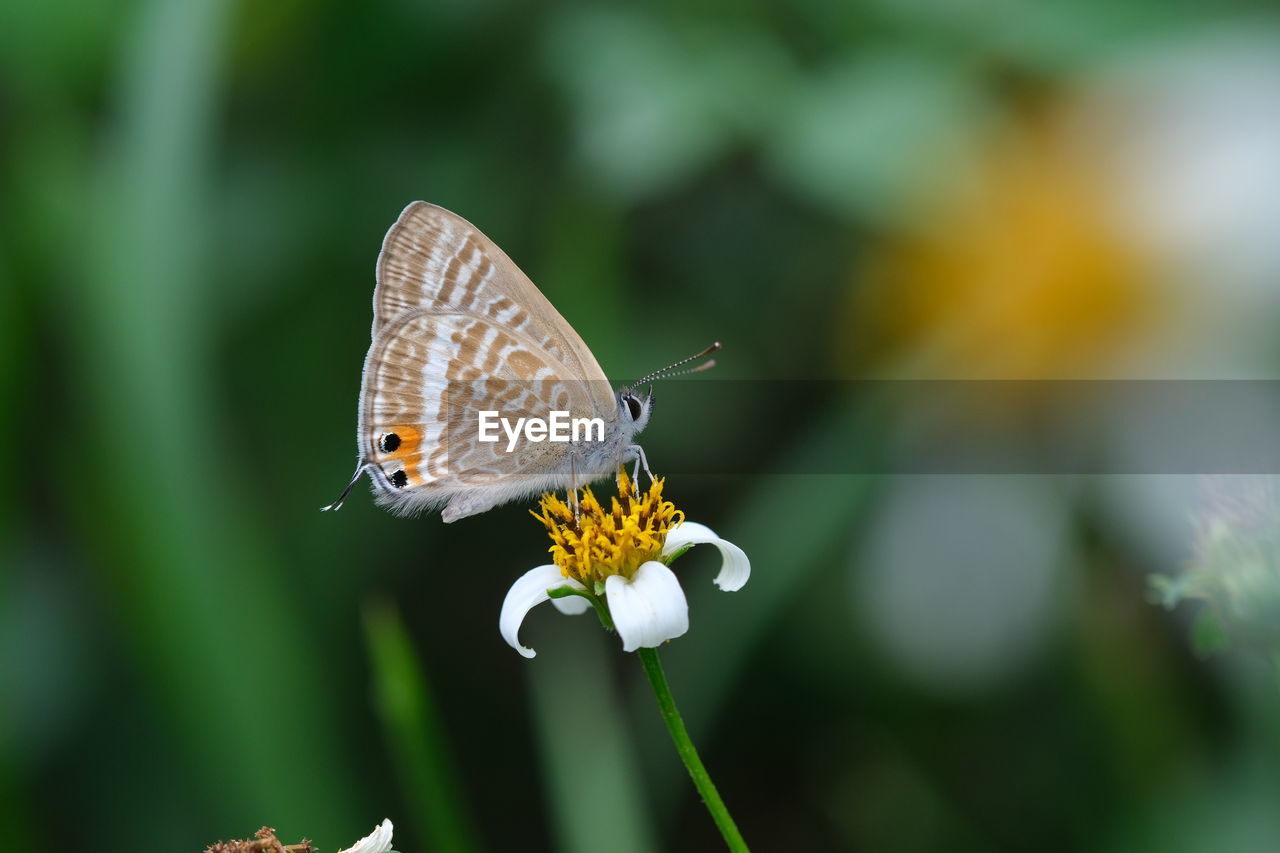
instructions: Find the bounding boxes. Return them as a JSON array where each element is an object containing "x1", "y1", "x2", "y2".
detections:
[{"x1": 376, "y1": 425, "x2": 422, "y2": 458}]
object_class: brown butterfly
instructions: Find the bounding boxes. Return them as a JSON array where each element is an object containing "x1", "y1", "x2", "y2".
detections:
[{"x1": 324, "y1": 202, "x2": 716, "y2": 521}]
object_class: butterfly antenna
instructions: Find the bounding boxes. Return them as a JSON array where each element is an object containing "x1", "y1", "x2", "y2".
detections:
[
  {"x1": 636, "y1": 341, "x2": 721, "y2": 386},
  {"x1": 654, "y1": 358, "x2": 717, "y2": 379},
  {"x1": 321, "y1": 462, "x2": 367, "y2": 512}
]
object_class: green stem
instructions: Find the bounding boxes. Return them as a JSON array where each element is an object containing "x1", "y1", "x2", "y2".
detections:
[{"x1": 637, "y1": 647, "x2": 750, "y2": 852}]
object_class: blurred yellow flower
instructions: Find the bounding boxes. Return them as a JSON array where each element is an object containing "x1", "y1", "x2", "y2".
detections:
[{"x1": 848, "y1": 109, "x2": 1156, "y2": 380}]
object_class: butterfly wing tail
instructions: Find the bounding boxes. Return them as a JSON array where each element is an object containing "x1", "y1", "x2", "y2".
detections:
[{"x1": 321, "y1": 461, "x2": 368, "y2": 511}]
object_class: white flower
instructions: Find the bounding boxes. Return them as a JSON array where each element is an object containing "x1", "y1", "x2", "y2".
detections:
[
  {"x1": 337, "y1": 819, "x2": 394, "y2": 853},
  {"x1": 501, "y1": 480, "x2": 750, "y2": 658}
]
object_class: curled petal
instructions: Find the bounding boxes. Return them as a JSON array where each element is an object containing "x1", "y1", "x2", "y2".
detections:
[
  {"x1": 662, "y1": 520, "x2": 751, "y2": 592},
  {"x1": 500, "y1": 565, "x2": 586, "y2": 658},
  {"x1": 338, "y1": 819, "x2": 394, "y2": 853},
  {"x1": 550, "y1": 592, "x2": 592, "y2": 615},
  {"x1": 606, "y1": 561, "x2": 689, "y2": 652}
]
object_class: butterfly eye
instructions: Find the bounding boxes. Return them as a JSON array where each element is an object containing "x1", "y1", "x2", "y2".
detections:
[
  {"x1": 623, "y1": 394, "x2": 643, "y2": 421},
  {"x1": 379, "y1": 433, "x2": 401, "y2": 453},
  {"x1": 390, "y1": 470, "x2": 408, "y2": 488}
]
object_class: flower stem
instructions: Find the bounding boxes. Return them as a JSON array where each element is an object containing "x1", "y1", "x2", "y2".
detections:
[{"x1": 637, "y1": 647, "x2": 750, "y2": 852}]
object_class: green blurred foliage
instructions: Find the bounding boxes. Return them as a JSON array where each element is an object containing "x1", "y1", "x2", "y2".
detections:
[{"x1": 3, "y1": 1, "x2": 1280, "y2": 851}]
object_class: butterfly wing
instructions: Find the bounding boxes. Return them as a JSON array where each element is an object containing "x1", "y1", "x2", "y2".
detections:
[
  {"x1": 358, "y1": 308, "x2": 617, "y2": 518},
  {"x1": 374, "y1": 201, "x2": 613, "y2": 410}
]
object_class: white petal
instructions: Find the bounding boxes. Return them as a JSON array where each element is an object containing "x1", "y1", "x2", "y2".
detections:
[
  {"x1": 338, "y1": 818, "x2": 394, "y2": 853},
  {"x1": 551, "y1": 593, "x2": 592, "y2": 615},
  {"x1": 605, "y1": 561, "x2": 689, "y2": 652},
  {"x1": 500, "y1": 565, "x2": 586, "y2": 658},
  {"x1": 662, "y1": 520, "x2": 751, "y2": 592}
]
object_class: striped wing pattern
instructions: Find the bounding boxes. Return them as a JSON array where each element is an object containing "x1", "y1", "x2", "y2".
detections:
[
  {"x1": 355, "y1": 203, "x2": 619, "y2": 515},
  {"x1": 373, "y1": 202, "x2": 610, "y2": 398},
  {"x1": 360, "y1": 310, "x2": 600, "y2": 497}
]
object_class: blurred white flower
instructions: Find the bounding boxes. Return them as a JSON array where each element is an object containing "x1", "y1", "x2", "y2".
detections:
[
  {"x1": 848, "y1": 24, "x2": 1280, "y2": 695},
  {"x1": 1074, "y1": 26, "x2": 1280, "y2": 584},
  {"x1": 1071, "y1": 26, "x2": 1280, "y2": 377},
  {"x1": 855, "y1": 477, "x2": 1069, "y2": 694}
]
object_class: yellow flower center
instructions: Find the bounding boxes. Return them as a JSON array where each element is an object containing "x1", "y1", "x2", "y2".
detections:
[{"x1": 533, "y1": 469, "x2": 684, "y2": 586}]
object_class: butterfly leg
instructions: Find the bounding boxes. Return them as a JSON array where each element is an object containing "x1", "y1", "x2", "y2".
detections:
[
  {"x1": 627, "y1": 444, "x2": 654, "y2": 487},
  {"x1": 569, "y1": 453, "x2": 580, "y2": 520}
]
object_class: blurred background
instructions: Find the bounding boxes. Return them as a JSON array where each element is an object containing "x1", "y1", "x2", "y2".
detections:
[{"x1": 4, "y1": 1, "x2": 1280, "y2": 851}]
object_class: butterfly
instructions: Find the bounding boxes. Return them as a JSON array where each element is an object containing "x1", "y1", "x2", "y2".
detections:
[{"x1": 324, "y1": 202, "x2": 717, "y2": 522}]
